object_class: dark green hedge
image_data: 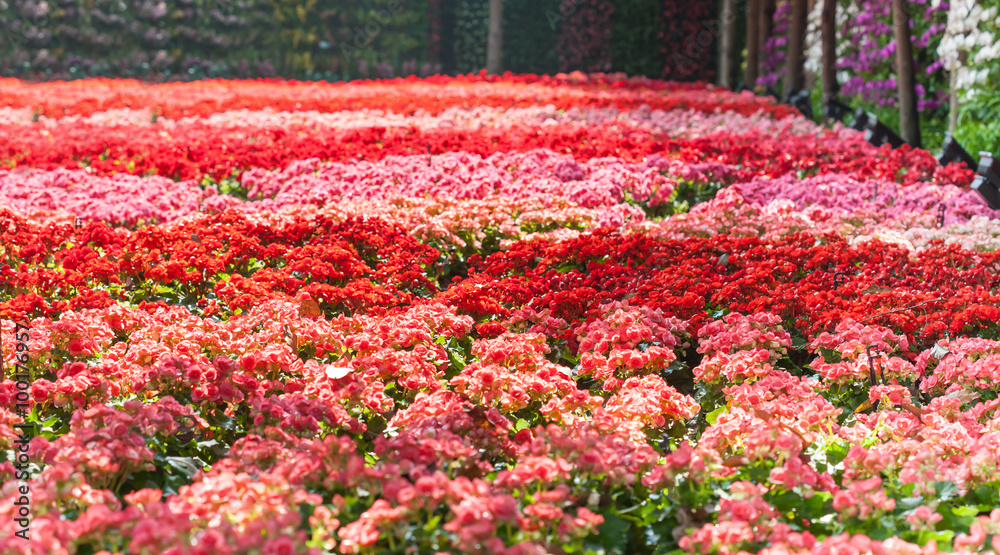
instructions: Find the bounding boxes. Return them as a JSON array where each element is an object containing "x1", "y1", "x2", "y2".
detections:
[
  {"x1": 0, "y1": 0, "x2": 434, "y2": 80},
  {"x1": 0, "y1": 0, "x2": 716, "y2": 80}
]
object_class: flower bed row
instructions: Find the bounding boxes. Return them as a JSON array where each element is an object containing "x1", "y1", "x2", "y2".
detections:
[{"x1": 1, "y1": 75, "x2": 999, "y2": 555}]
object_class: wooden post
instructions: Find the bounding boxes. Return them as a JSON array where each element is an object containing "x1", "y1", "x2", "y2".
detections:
[
  {"x1": 821, "y1": 0, "x2": 838, "y2": 102},
  {"x1": 719, "y1": 0, "x2": 737, "y2": 88},
  {"x1": 486, "y1": 0, "x2": 504, "y2": 74},
  {"x1": 892, "y1": 0, "x2": 921, "y2": 147},
  {"x1": 745, "y1": 0, "x2": 761, "y2": 87},
  {"x1": 759, "y1": 0, "x2": 776, "y2": 79},
  {"x1": 784, "y1": 0, "x2": 808, "y2": 96}
]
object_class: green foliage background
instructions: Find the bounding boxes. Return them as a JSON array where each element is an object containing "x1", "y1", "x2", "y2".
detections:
[
  {"x1": 0, "y1": 0, "x2": 714, "y2": 80},
  {"x1": 0, "y1": 0, "x2": 430, "y2": 80}
]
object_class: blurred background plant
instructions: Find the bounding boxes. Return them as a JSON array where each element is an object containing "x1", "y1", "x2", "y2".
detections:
[
  {"x1": 935, "y1": 0, "x2": 1000, "y2": 156},
  {"x1": 0, "y1": 0, "x2": 712, "y2": 80},
  {"x1": 451, "y1": 0, "x2": 488, "y2": 73},
  {"x1": 0, "y1": 0, "x2": 435, "y2": 80},
  {"x1": 796, "y1": 0, "x2": 999, "y2": 154}
]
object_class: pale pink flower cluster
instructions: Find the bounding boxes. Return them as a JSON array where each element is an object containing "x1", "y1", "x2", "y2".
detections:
[
  {"x1": 832, "y1": 476, "x2": 897, "y2": 519},
  {"x1": 645, "y1": 188, "x2": 852, "y2": 242},
  {"x1": 693, "y1": 312, "x2": 791, "y2": 384},
  {"x1": 914, "y1": 336, "x2": 1000, "y2": 394},
  {"x1": 240, "y1": 149, "x2": 677, "y2": 211},
  {"x1": 449, "y1": 333, "x2": 588, "y2": 418},
  {"x1": 575, "y1": 301, "x2": 690, "y2": 389},
  {"x1": 733, "y1": 173, "x2": 996, "y2": 222},
  {"x1": 697, "y1": 312, "x2": 792, "y2": 358},
  {"x1": 5, "y1": 105, "x2": 815, "y2": 141},
  {"x1": 681, "y1": 481, "x2": 815, "y2": 555},
  {"x1": 644, "y1": 186, "x2": 1000, "y2": 253},
  {"x1": 808, "y1": 319, "x2": 916, "y2": 384},
  {"x1": 0, "y1": 167, "x2": 237, "y2": 225},
  {"x1": 603, "y1": 375, "x2": 701, "y2": 435},
  {"x1": 0, "y1": 106, "x2": 34, "y2": 124},
  {"x1": 502, "y1": 307, "x2": 571, "y2": 338},
  {"x1": 900, "y1": 216, "x2": 1000, "y2": 253}
]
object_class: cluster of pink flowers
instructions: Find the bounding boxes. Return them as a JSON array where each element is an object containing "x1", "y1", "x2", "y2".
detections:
[
  {"x1": 0, "y1": 104, "x2": 821, "y2": 140},
  {"x1": 238, "y1": 150, "x2": 677, "y2": 212},
  {"x1": 575, "y1": 301, "x2": 689, "y2": 389},
  {"x1": 0, "y1": 168, "x2": 233, "y2": 226}
]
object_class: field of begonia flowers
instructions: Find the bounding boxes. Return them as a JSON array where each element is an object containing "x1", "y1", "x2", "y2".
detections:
[{"x1": 2, "y1": 73, "x2": 1000, "y2": 555}]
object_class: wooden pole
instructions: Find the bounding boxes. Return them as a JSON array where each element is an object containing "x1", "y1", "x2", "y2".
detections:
[
  {"x1": 719, "y1": 0, "x2": 737, "y2": 88},
  {"x1": 821, "y1": 0, "x2": 838, "y2": 102},
  {"x1": 486, "y1": 0, "x2": 504, "y2": 74},
  {"x1": 892, "y1": 0, "x2": 921, "y2": 147},
  {"x1": 759, "y1": 0, "x2": 776, "y2": 79},
  {"x1": 745, "y1": 0, "x2": 761, "y2": 87},
  {"x1": 784, "y1": 0, "x2": 808, "y2": 96}
]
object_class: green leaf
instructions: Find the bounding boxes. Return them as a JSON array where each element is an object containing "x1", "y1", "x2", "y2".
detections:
[
  {"x1": 897, "y1": 496, "x2": 923, "y2": 511},
  {"x1": 972, "y1": 486, "x2": 999, "y2": 508},
  {"x1": 298, "y1": 502, "x2": 314, "y2": 532},
  {"x1": 771, "y1": 491, "x2": 801, "y2": 514},
  {"x1": 207, "y1": 410, "x2": 234, "y2": 430},
  {"x1": 447, "y1": 348, "x2": 466, "y2": 373},
  {"x1": 705, "y1": 406, "x2": 726, "y2": 426},
  {"x1": 596, "y1": 511, "x2": 631, "y2": 554},
  {"x1": 515, "y1": 418, "x2": 530, "y2": 431},
  {"x1": 164, "y1": 456, "x2": 205, "y2": 477},
  {"x1": 824, "y1": 440, "x2": 850, "y2": 468},
  {"x1": 935, "y1": 481, "x2": 958, "y2": 501},
  {"x1": 952, "y1": 505, "x2": 980, "y2": 518},
  {"x1": 918, "y1": 530, "x2": 955, "y2": 546},
  {"x1": 423, "y1": 514, "x2": 442, "y2": 532}
]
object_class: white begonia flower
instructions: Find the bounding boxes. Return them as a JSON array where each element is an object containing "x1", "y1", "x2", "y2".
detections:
[
  {"x1": 804, "y1": 0, "x2": 851, "y2": 78},
  {"x1": 937, "y1": 0, "x2": 999, "y2": 96}
]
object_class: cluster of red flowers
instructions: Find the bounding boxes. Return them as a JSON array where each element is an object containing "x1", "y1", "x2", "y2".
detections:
[
  {"x1": 0, "y1": 115, "x2": 972, "y2": 187},
  {"x1": 0, "y1": 75, "x2": 786, "y2": 119},
  {"x1": 1, "y1": 74, "x2": 999, "y2": 555}
]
